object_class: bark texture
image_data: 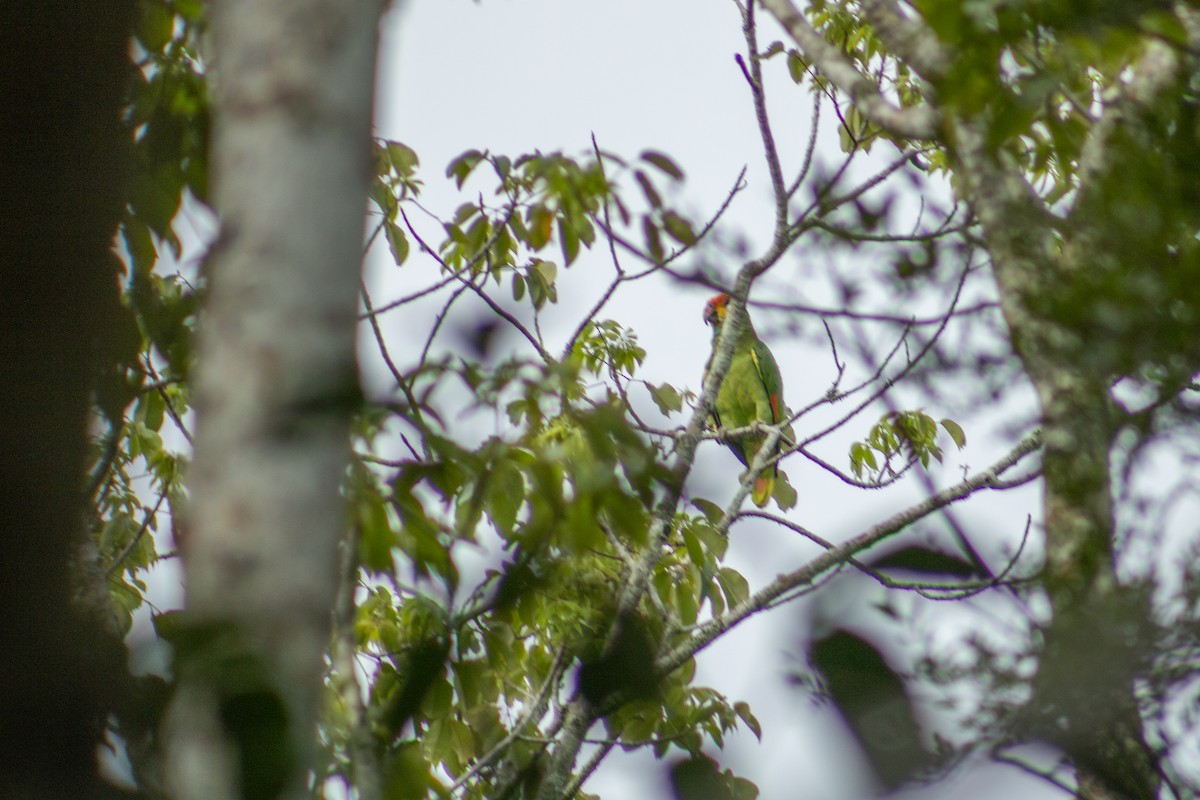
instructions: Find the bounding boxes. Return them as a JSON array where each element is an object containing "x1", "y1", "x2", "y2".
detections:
[{"x1": 167, "y1": 2, "x2": 387, "y2": 798}]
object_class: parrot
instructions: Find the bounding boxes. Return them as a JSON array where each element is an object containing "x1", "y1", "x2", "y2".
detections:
[{"x1": 702, "y1": 292, "x2": 785, "y2": 508}]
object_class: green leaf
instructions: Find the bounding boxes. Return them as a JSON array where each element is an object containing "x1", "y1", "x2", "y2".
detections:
[
  {"x1": 559, "y1": 217, "x2": 580, "y2": 266},
  {"x1": 642, "y1": 216, "x2": 664, "y2": 261},
  {"x1": 682, "y1": 526, "x2": 706, "y2": 569},
  {"x1": 137, "y1": 391, "x2": 166, "y2": 432},
  {"x1": 772, "y1": 472, "x2": 797, "y2": 511},
  {"x1": 174, "y1": 0, "x2": 203, "y2": 21},
  {"x1": 527, "y1": 204, "x2": 553, "y2": 250},
  {"x1": 358, "y1": 491, "x2": 395, "y2": 574},
  {"x1": 662, "y1": 211, "x2": 697, "y2": 245},
  {"x1": 137, "y1": 0, "x2": 174, "y2": 52},
  {"x1": 528, "y1": 259, "x2": 558, "y2": 308},
  {"x1": 129, "y1": 165, "x2": 183, "y2": 243},
  {"x1": 487, "y1": 460, "x2": 524, "y2": 537},
  {"x1": 691, "y1": 498, "x2": 724, "y2": 525},
  {"x1": 122, "y1": 218, "x2": 157, "y2": 277},
  {"x1": 676, "y1": 577, "x2": 699, "y2": 625},
  {"x1": 691, "y1": 519, "x2": 728, "y2": 561},
  {"x1": 940, "y1": 418, "x2": 967, "y2": 449},
  {"x1": 386, "y1": 141, "x2": 420, "y2": 177},
  {"x1": 151, "y1": 609, "x2": 186, "y2": 641},
  {"x1": 648, "y1": 382, "x2": 683, "y2": 416},
  {"x1": 717, "y1": 567, "x2": 749, "y2": 607},
  {"x1": 385, "y1": 221, "x2": 409, "y2": 266},
  {"x1": 734, "y1": 701, "x2": 762, "y2": 741},
  {"x1": 787, "y1": 50, "x2": 808, "y2": 83},
  {"x1": 492, "y1": 154, "x2": 511, "y2": 180},
  {"x1": 446, "y1": 149, "x2": 484, "y2": 188}
]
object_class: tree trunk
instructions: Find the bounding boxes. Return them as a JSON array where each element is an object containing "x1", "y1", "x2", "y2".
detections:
[
  {"x1": 952, "y1": 122, "x2": 1159, "y2": 800},
  {"x1": 165, "y1": 2, "x2": 387, "y2": 798},
  {"x1": 0, "y1": 2, "x2": 134, "y2": 798}
]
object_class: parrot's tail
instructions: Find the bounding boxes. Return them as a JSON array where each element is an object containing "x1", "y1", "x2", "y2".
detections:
[{"x1": 751, "y1": 472, "x2": 774, "y2": 508}]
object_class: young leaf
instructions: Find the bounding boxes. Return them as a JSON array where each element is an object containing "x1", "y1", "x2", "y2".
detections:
[
  {"x1": 648, "y1": 382, "x2": 684, "y2": 416},
  {"x1": 940, "y1": 418, "x2": 967, "y2": 449},
  {"x1": 787, "y1": 50, "x2": 808, "y2": 83},
  {"x1": 385, "y1": 220, "x2": 409, "y2": 266}
]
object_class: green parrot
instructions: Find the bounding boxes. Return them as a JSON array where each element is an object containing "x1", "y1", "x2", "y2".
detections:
[{"x1": 702, "y1": 293, "x2": 785, "y2": 508}]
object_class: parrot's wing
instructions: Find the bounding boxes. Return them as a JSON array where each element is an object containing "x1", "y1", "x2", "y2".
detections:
[{"x1": 749, "y1": 339, "x2": 784, "y2": 424}]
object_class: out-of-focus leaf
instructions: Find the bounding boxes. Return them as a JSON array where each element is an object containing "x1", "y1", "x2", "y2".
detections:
[
  {"x1": 578, "y1": 611, "x2": 661, "y2": 706},
  {"x1": 383, "y1": 638, "x2": 450, "y2": 739},
  {"x1": 446, "y1": 148, "x2": 484, "y2": 188},
  {"x1": 734, "y1": 701, "x2": 762, "y2": 741},
  {"x1": 635, "y1": 170, "x2": 663, "y2": 209},
  {"x1": 868, "y1": 545, "x2": 981, "y2": 578},
  {"x1": 137, "y1": 0, "x2": 174, "y2": 52},
  {"x1": 809, "y1": 629, "x2": 931, "y2": 790},
  {"x1": 662, "y1": 211, "x2": 697, "y2": 245},
  {"x1": 669, "y1": 754, "x2": 757, "y2": 800},
  {"x1": 559, "y1": 217, "x2": 580, "y2": 265},
  {"x1": 643, "y1": 216, "x2": 664, "y2": 261},
  {"x1": 648, "y1": 382, "x2": 683, "y2": 416},
  {"x1": 641, "y1": 150, "x2": 684, "y2": 180},
  {"x1": 772, "y1": 472, "x2": 797, "y2": 511}
]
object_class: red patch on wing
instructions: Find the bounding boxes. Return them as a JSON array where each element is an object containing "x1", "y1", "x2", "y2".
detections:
[{"x1": 769, "y1": 392, "x2": 780, "y2": 421}]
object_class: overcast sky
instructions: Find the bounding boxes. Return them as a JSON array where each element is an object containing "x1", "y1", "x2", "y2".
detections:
[{"x1": 371, "y1": 2, "x2": 1062, "y2": 799}]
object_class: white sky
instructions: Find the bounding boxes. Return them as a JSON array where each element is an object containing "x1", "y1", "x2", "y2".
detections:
[{"x1": 371, "y1": 1, "x2": 1061, "y2": 799}]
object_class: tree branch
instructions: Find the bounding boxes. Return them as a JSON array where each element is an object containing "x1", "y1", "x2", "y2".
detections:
[
  {"x1": 658, "y1": 430, "x2": 1043, "y2": 673},
  {"x1": 759, "y1": 0, "x2": 940, "y2": 139}
]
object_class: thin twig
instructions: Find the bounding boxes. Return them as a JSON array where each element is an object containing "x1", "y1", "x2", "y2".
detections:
[{"x1": 105, "y1": 490, "x2": 167, "y2": 576}]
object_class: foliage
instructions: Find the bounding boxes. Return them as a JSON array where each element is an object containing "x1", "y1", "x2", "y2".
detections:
[{"x1": 80, "y1": 0, "x2": 1200, "y2": 799}]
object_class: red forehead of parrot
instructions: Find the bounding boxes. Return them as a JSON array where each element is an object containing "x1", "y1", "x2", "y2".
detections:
[{"x1": 704, "y1": 293, "x2": 731, "y2": 326}]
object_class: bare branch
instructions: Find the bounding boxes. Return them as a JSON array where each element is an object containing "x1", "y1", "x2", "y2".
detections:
[
  {"x1": 658, "y1": 430, "x2": 1043, "y2": 673},
  {"x1": 788, "y1": 89, "x2": 823, "y2": 198},
  {"x1": 738, "y1": 1, "x2": 789, "y2": 233}
]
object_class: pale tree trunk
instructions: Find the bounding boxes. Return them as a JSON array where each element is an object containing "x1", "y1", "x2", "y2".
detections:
[{"x1": 165, "y1": 2, "x2": 388, "y2": 798}]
